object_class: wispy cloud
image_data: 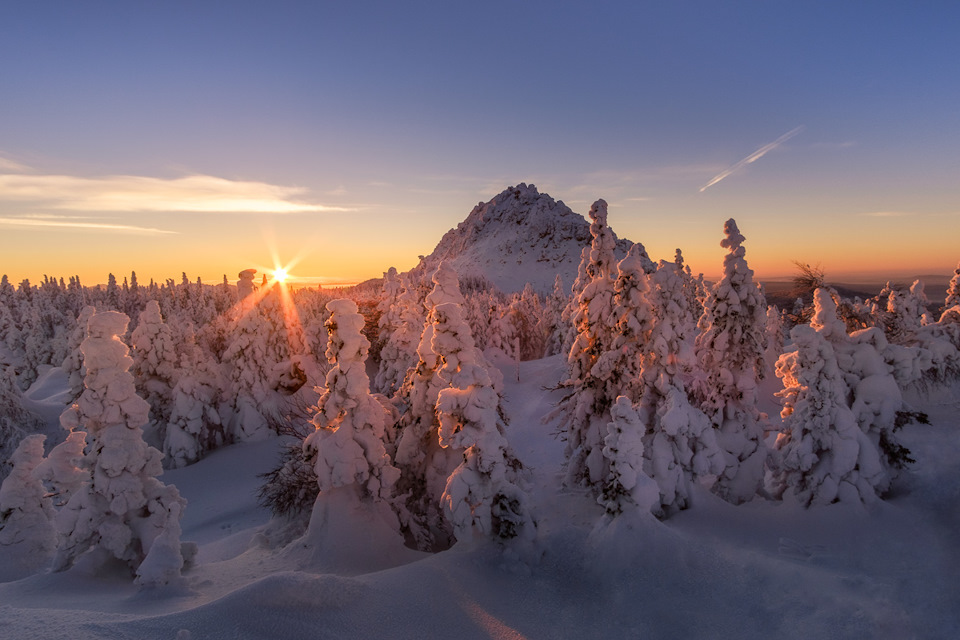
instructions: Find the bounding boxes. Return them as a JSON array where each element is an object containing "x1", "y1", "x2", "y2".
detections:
[
  {"x1": 0, "y1": 156, "x2": 31, "y2": 172},
  {"x1": 0, "y1": 173, "x2": 348, "y2": 214},
  {"x1": 0, "y1": 216, "x2": 177, "y2": 235},
  {"x1": 699, "y1": 126, "x2": 804, "y2": 192}
]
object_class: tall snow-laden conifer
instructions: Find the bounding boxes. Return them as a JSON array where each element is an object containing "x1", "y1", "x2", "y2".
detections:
[
  {"x1": 558, "y1": 199, "x2": 620, "y2": 489},
  {"x1": 54, "y1": 311, "x2": 191, "y2": 585},
  {"x1": 432, "y1": 302, "x2": 533, "y2": 543},
  {"x1": 34, "y1": 430, "x2": 88, "y2": 507},
  {"x1": 375, "y1": 270, "x2": 424, "y2": 398},
  {"x1": 373, "y1": 267, "x2": 404, "y2": 395},
  {"x1": 163, "y1": 323, "x2": 225, "y2": 469},
  {"x1": 394, "y1": 261, "x2": 471, "y2": 549},
  {"x1": 693, "y1": 218, "x2": 769, "y2": 504},
  {"x1": 304, "y1": 299, "x2": 400, "y2": 503},
  {"x1": 62, "y1": 306, "x2": 96, "y2": 405},
  {"x1": 600, "y1": 397, "x2": 659, "y2": 516},
  {"x1": 808, "y1": 289, "x2": 914, "y2": 490},
  {"x1": 543, "y1": 274, "x2": 569, "y2": 357},
  {"x1": 944, "y1": 262, "x2": 960, "y2": 315},
  {"x1": 298, "y1": 299, "x2": 406, "y2": 566},
  {"x1": 641, "y1": 259, "x2": 725, "y2": 516},
  {"x1": 0, "y1": 369, "x2": 45, "y2": 482},
  {"x1": 0, "y1": 434, "x2": 56, "y2": 560},
  {"x1": 131, "y1": 300, "x2": 179, "y2": 442},
  {"x1": 604, "y1": 244, "x2": 655, "y2": 402}
]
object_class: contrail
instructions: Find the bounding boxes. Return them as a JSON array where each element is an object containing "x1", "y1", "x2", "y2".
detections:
[
  {"x1": 699, "y1": 126, "x2": 804, "y2": 192},
  {"x1": 0, "y1": 217, "x2": 177, "y2": 235}
]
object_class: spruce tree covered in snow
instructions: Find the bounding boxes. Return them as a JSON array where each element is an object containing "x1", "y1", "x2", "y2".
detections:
[
  {"x1": 431, "y1": 302, "x2": 533, "y2": 542},
  {"x1": 298, "y1": 299, "x2": 406, "y2": 564},
  {"x1": 599, "y1": 397, "x2": 659, "y2": 516},
  {"x1": 0, "y1": 368, "x2": 45, "y2": 481},
  {"x1": 558, "y1": 200, "x2": 622, "y2": 489},
  {"x1": 507, "y1": 284, "x2": 547, "y2": 362},
  {"x1": 303, "y1": 299, "x2": 400, "y2": 504},
  {"x1": 882, "y1": 281, "x2": 928, "y2": 345},
  {"x1": 607, "y1": 244, "x2": 655, "y2": 401},
  {"x1": 375, "y1": 271, "x2": 422, "y2": 397},
  {"x1": 221, "y1": 300, "x2": 281, "y2": 441},
  {"x1": 808, "y1": 289, "x2": 915, "y2": 486},
  {"x1": 693, "y1": 218, "x2": 769, "y2": 504},
  {"x1": 543, "y1": 274, "x2": 569, "y2": 357},
  {"x1": 53, "y1": 311, "x2": 191, "y2": 585},
  {"x1": 394, "y1": 262, "x2": 471, "y2": 549},
  {"x1": 0, "y1": 434, "x2": 56, "y2": 559},
  {"x1": 560, "y1": 245, "x2": 592, "y2": 357},
  {"x1": 62, "y1": 306, "x2": 96, "y2": 405},
  {"x1": 163, "y1": 328, "x2": 225, "y2": 469},
  {"x1": 765, "y1": 305, "x2": 786, "y2": 371},
  {"x1": 944, "y1": 262, "x2": 960, "y2": 315},
  {"x1": 641, "y1": 259, "x2": 725, "y2": 516},
  {"x1": 773, "y1": 323, "x2": 886, "y2": 506},
  {"x1": 33, "y1": 430, "x2": 88, "y2": 507},
  {"x1": 373, "y1": 267, "x2": 403, "y2": 395},
  {"x1": 131, "y1": 300, "x2": 179, "y2": 442}
]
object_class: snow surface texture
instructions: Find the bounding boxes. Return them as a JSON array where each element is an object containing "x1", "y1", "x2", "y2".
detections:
[
  {"x1": 1, "y1": 354, "x2": 958, "y2": 638},
  {"x1": 418, "y1": 183, "x2": 631, "y2": 294}
]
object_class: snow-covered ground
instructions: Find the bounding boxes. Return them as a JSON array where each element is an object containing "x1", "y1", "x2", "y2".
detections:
[{"x1": 2, "y1": 355, "x2": 958, "y2": 639}]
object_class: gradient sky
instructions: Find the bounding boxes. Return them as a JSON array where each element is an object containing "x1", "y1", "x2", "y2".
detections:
[{"x1": 2, "y1": 1, "x2": 958, "y2": 286}]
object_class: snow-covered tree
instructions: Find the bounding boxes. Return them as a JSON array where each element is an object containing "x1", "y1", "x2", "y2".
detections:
[
  {"x1": 375, "y1": 270, "x2": 422, "y2": 396},
  {"x1": 944, "y1": 262, "x2": 960, "y2": 315},
  {"x1": 560, "y1": 245, "x2": 592, "y2": 357},
  {"x1": 299, "y1": 299, "x2": 405, "y2": 564},
  {"x1": 883, "y1": 281, "x2": 928, "y2": 345},
  {"x1": 808, "y1": 289, "x2": 915, "y2": 486},
  {"x1": 221, "y1": 304, "x2": 280, "y2": 441},
  {"x1": 599, "y1": 397, "x2": 659, "y2": 516},
  {"x1": 0, "y1": 368, "x2": 45, "y2": 481},
  {"x1": 164, "y1": 336, "x2": 225, "y2": 469},
  {"x1": 507, "y1": 284, "x2": 547, "y2": 362},
  {"x1": 543, "y1": 274, "x2": 569, "y2": 357},
  {"x1": 394, "y1": 262, "x2": 470, "y2": 549},
  {"x1": 773, "y1": 324, "x2": 886, "y2": 506},
  {"x1": 33, "y1": 430, "x2": 88, "y2": 507},
  {"x1": 131, "y1": 300, "x2": 179, "y2": 443},
  {"x1": 53, "y1": 311, "x2": 191, "y2": 585},
  {"x1": 765, "y1": 305, "x2": 785, "y2": 372},
  {"x1": 604, "y1": 244, "x2": 655, "y2": 402},
  {"x1": 62, "y1": 306, "x2": 96, "y2": 404},
  {"x1": 304, "y1": 299, "x2": 400, "y2": 503},
  {"x1": 0, "y1": 434, "x2": 56, "y2": 559},
  {"x1": 693, "y1": 218, "x2": 769, "y2": 504},
  {"x1": 641, "y1": 259, "x2": 725, "y2": 516},
  {"x1": 558, "y1": 199, "x2": 621, "y2": 489},
  {"x1": 432, "y1": 302, "x2": 533, "y2": 543}
]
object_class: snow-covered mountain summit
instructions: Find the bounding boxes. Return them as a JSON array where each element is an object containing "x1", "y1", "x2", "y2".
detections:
[{"x1": 417, "y1": 183, "x2": 632, "y2": 294}]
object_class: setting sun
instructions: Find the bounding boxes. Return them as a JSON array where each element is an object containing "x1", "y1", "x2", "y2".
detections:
[{"x1": 273, "y1": 268, "x2": 289, "y2": 283}]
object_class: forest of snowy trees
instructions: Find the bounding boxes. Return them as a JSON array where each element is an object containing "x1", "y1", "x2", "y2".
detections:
[{"x1": 2, "y1": 211, "x2": 960, "y2": 586}]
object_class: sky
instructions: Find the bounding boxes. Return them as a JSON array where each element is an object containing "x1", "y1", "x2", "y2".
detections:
[{"x1": 1, "y1": 1, "x2": 958, "y2": 286}]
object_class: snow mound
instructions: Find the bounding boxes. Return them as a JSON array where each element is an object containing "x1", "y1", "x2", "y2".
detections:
[{"x1": 419, "y1": 183, "x2": 632, "y2": 294}]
